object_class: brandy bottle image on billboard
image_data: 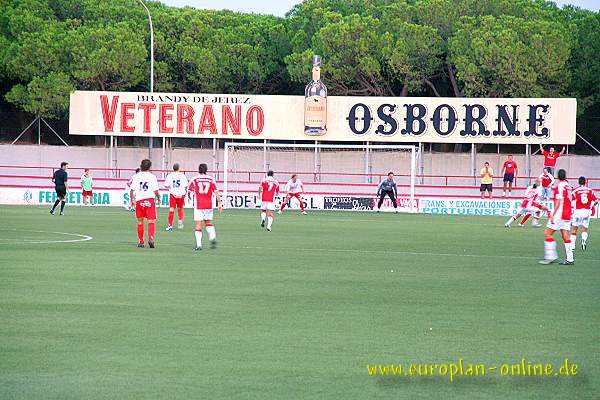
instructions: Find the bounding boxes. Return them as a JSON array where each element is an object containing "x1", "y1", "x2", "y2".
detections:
[{"x1": 304, "y1": 55, "x2": 327, "y2": 136}]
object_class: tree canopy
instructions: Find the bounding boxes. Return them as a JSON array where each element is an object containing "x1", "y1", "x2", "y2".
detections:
[{"x1": 0, "y1": 0, "x2": 597, "y2": 141}]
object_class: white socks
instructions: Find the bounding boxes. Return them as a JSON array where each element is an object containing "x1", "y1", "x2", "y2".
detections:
[
  {"x1": 565, "y1": 241, "x2": 574, "y2": 262},
  {"x1": 261, "y1": 212, "x2": 266, "y2": 222},
  {"x1": 267, "y1": 216, "x2": 273, "y2": 230},
  {"x1": 544, "y1": 240, "x2": 558, "y2": 260},
  {"x1": 582, "y1": 232, "x2": 588, "y2": 243},
  {"x1": 194, "y1": 230, "x2": 202, "y2": 247},
  {"x1": 505, "y1": 216, "x2": 515, "y2": 226},
  {"x1": 206, "y1": 225, "x2": 216, "y2": 241},
  {"x1": 195, "y1": 226, "x2": 216, "y2": 247}
]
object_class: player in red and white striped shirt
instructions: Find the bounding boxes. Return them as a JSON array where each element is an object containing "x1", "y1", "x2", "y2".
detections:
[
  {"x1": 505, "y1": 183, "x2": 549, "y2": 228},
  {"x1": 540, "y1": 169, "x2": 574, "y2": 265},
  {"x1": 537, "y1": 168, "x2": 555, "y2": 200},
  {"x1": 187, "y1": 163, "x2": 222, "y2": 251},
  {"x1": 570, "y1": 176, "x2": 598, "y2": 251},
  {"x1": 258, "y1": 170, "x2": 279, "y2": 231}
]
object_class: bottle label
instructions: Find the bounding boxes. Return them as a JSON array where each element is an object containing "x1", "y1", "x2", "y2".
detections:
[
  {"x1": 312, "y1": 66, "x2": 320, "y2": 82},
  {"x1": 304, "y1": 96, "x2": 327, "y2": 135}
]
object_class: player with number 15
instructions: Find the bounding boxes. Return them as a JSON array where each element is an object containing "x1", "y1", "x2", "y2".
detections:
[{"x1": 164, "y1": 163, "x2": 188, "y2": 231}]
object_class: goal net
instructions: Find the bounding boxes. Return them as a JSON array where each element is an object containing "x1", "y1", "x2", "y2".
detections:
[{"x1": 223, "y1": 142, "x2": 418, "y2": 212}]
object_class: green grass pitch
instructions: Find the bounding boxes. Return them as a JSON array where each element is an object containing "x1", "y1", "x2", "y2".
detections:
[{"x1": 0, "y1": 205, "x2": 598, "y2": 399}]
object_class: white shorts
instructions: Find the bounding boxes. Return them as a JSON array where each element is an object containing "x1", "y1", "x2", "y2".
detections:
[
  {"x1": 572, "y1": 209, "x2": 591, "y2": 228},
  {"x1": 546, "y1": 218, "x2": 571, "y2": 231},
  {"x1": 194, "y1": 208, "x2": 214, "y2": 221},
  {"x1": 261, "y1": 201, "x2": 275, "y2": 211}
]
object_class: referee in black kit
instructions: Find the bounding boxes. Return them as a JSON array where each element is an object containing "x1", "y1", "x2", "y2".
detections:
[
  {"x1": 376, "y1": 172, "x2": 398, "y2": 213},
  {"x1": 50, "y1": 162, "x2": 69, "y2": 215}
]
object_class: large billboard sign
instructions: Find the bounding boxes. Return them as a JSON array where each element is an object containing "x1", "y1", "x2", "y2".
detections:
[{"x1": 69, "y1": 91, "x2": 576, "y2": 144}]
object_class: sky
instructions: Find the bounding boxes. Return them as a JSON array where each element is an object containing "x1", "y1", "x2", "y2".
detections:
[{"x1": 159, "y1": 0, "x2": 598, "y2": 16}]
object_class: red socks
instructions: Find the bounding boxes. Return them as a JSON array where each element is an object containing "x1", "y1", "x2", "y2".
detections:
[
  {"x1": 299, "y1": 200, "x2": 305, "y2": 212},
  {"x1": 138, "y1": 221, "x2": 156, "y2": 243},
  {"x1": 520, "y1": 214, "x2": 531, "y2": 225},
  {"x1": 168, "y1": 208, "x2": 184, "y2": 225},
  {"x1": 137, "y1": 223, "x2": 144, "y2": 243},
  {"x1": 148, "y1": 222, "x2": 156, "y2": 241}
]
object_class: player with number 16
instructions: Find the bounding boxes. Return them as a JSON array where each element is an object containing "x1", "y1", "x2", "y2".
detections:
[{"x1": 129, "y1": 159, "x2": 160, "y2": 248}]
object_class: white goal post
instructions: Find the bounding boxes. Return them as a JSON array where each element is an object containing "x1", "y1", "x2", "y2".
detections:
[{"x1": 223, "y1": 142, "x2": 419, "y2": 212}]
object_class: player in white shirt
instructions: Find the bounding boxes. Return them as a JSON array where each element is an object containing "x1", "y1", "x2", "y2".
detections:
[
  {"x1": 505, "y1": 183, "x2": 550, "y2": 227},
  {"x1": 130, "y1": 159, "x2": 160, "y2": 248},
  {"x1": 163, "y1": 163, "x2": 189, "y2": 231},
  {"x1": 278, "y1": 174, "x2": 307, "y2": 214}
]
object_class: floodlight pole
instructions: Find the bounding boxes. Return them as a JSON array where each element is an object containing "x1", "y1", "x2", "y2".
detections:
[{"x1": 137, "y1": 0, "x2": 154, "y2": 159}]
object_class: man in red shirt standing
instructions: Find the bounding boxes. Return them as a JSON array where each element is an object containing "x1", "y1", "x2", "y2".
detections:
[
  {"x1": 571, "y1": 176, "x2": 598, "y2": 251},
  {"x1": 501, "y1": 154, "x2": 518, "y2": 197},
  {"x1": 539, "y1": 169, "x2": 574, "y2": 265},
  {"x1": 187, "y1": 163, "x2": 222, "y2": 251},
  {"x1": 539, "y1": 144, "x2": 565, "y2": 176},
  {"x1": 258, "y1": 170, "x2": 279, "y2": 232}
]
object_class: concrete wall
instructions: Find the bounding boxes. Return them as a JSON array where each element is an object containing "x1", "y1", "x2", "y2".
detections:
[{"x1": 1, "y1": 144, "x2": 599, "y2": 190}]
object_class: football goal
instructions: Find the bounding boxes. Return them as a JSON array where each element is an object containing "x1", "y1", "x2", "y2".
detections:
[{"x1": 223, "y1": 142, "x2": 418, "y2": 212}]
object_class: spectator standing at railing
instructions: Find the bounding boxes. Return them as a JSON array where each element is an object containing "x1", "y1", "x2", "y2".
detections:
[
  {"x1": 50, "y1": 162, "x2": 68, "y2": 215},
  {"x1": 539, "y1": 144, "x2": 565, "y2": 176},
  {"x1": 376, "y1": 172, "x2": 398, "y2": 212},
  {"x1": 81, "y1": 168, "x2": 94, "y2": 206},
  {"x1": 480, "y1": 162, "x2": 493, "y2": 199},
  {"x1": 501, "y1": 154, "x2": 518, "y2": 197}
]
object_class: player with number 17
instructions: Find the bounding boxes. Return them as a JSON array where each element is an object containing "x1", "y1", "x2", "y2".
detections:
[
  {"x1": 259, "y1": 170, "x2": 279, "y2": 231},
  {"x1": 187, "y1": 163, "x2": 222, "y2": 251}
]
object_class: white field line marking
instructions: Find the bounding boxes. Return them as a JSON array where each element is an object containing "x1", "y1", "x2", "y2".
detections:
[
  {"x1": 0, "y1": 229, "x2": 93, "y2": 245},
  {"x1": 67, "y1": 210, "x2": 510, "y2": 227},
  {"x1": 229, "y1": 245, "x2": 600, "y2": 262},
  {"x1": 78, "y1": 240, "x2": 600, "y2": 263},
  {"x1": 18, "y1": 206, "x2": 588, "y2": 228}
]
